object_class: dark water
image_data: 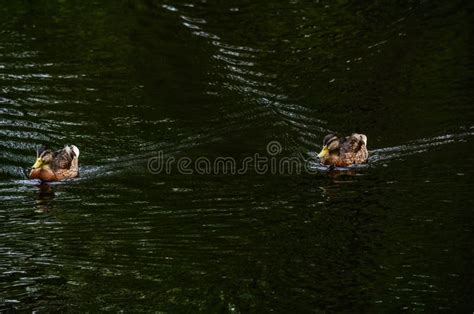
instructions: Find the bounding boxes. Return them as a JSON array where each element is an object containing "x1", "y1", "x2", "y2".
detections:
[{"x1": 1, "y1": 0, "x2": 473, "y2": 312}]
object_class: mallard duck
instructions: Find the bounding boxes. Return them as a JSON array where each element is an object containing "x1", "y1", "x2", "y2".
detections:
[
  {"x1": 317, "y1": 133, "x2": 368, "y2": 167},
  {"x1": 29, "y1": 145, "x2": 80, "y2": 181}
]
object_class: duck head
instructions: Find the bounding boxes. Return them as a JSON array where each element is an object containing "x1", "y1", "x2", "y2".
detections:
[
  {"x1": 317, "y1": 134, "x2": 340, "y2": 158},
  {"x1": 32, "y1": 147, "x2": 54, "y2": 170}
]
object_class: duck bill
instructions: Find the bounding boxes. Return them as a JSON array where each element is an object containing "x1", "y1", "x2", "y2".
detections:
[
  {"x1": 317, "y1": 146, "x2": 329, "y2": 158},
  {"x1": 32, "y1": 158, "x2": 43, "y2": 169}
]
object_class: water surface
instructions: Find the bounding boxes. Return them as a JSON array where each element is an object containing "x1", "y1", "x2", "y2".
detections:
[{"x1": 1, "y1": 0, "x2": 473, "y2": 312}]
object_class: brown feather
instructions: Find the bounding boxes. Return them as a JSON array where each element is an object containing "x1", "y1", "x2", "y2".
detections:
[
  {"x1": 29, "y1": 145, "x2": 79, "y2": 181},
  {"x1": 319, "y1": 133, "x2": 368, "y2": 166}
]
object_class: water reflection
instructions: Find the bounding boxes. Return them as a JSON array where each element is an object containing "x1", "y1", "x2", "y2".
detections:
[{"x1": 35, "y1": 183, "x2": 55, "y2": 213}]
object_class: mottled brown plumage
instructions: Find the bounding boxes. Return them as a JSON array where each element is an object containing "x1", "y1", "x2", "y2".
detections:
[
  {"x1": 29, "y1": 145, "x2": 80, "y2": 181},
  {"x1": 317, "y1": 133, "x2": 368, "y2": 167}
]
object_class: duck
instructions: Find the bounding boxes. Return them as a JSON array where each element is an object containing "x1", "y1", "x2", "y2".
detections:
[
  {"x1": 317, "y1": 133, "x2": 368, "y2": 167},
  {"x1": 29, "y1": 145, "x2": 80, "y2": 181}
]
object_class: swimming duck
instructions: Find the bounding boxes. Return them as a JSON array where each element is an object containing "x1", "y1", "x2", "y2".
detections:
[
  {"x1": 317, "y1": 133, "x2": 368, "y2": 167},
  {"x1": 29, "y1": 145, "x2": 80, "y2": 181}
]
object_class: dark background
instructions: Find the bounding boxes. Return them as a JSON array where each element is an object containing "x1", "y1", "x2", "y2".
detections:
[{"x1": 0, "y1": 0, "x2": 473, "y2": 311}]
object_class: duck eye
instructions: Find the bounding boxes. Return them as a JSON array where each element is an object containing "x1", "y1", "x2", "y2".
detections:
[{"x1": 327, "y1": 139, "x2": 337, "y2": 148}]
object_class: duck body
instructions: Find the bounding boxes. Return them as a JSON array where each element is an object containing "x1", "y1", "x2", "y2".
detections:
[
  {"x1": 29, "y1": 145, "x2": 80, "y2": 181},
  {"x1": 317, "y1": 133, "x2": 368, "y2": 167}
]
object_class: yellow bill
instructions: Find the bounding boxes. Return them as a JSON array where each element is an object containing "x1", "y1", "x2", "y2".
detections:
[
  {"x1": 32, "y1": 158, "x2": 44, "y2": 169},
  {"x1": 317, "y1": 146, "x2": 329, "y2": 158}
]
